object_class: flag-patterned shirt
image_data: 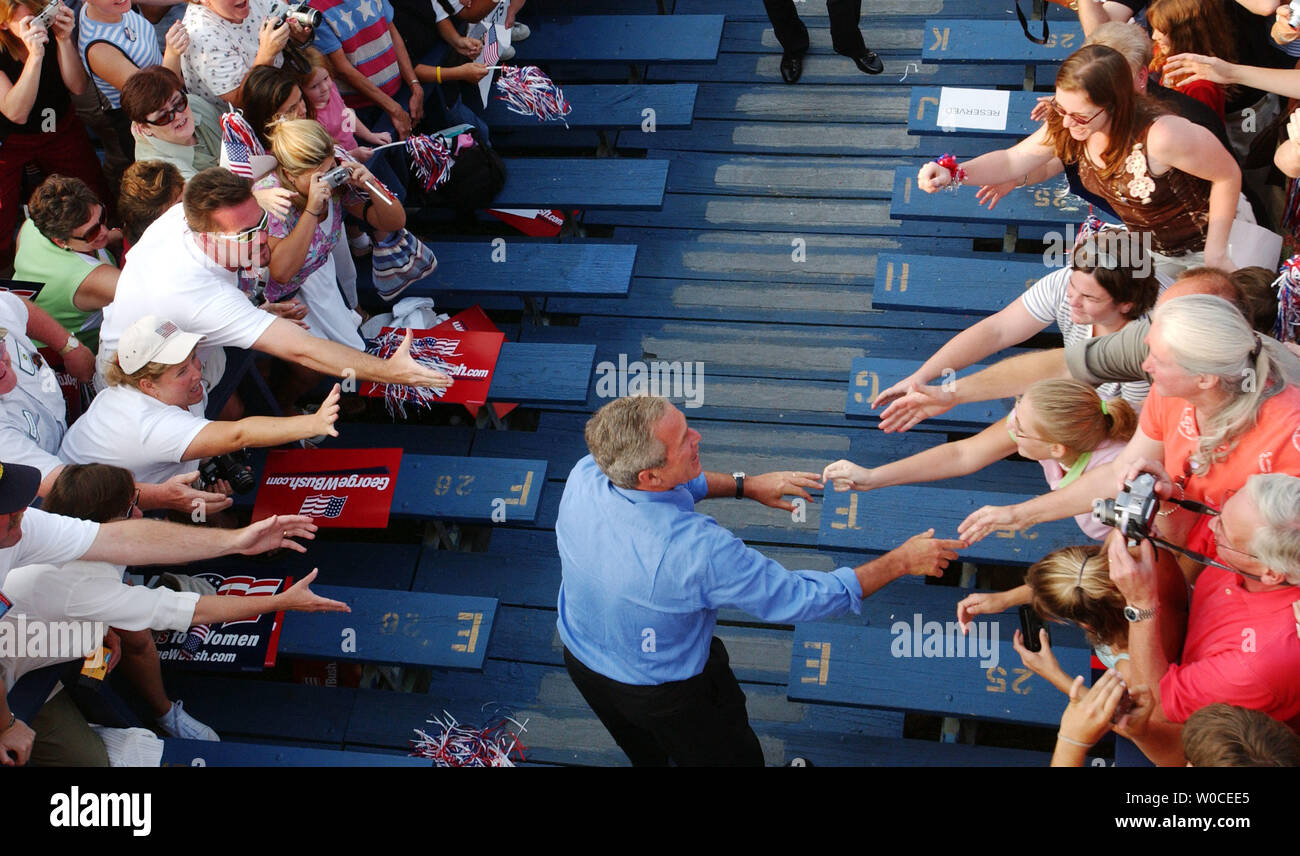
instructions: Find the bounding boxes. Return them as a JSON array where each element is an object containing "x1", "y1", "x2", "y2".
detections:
[{"x1": 309, "y1": 0, "x2": 401, "y2": 107}]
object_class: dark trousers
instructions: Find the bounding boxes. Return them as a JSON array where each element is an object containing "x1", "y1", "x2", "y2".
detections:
[
  {"x1": 563, "y1": 636, "x2": 764, "y2": 767},
  {"x1": 762, "y1": 0, "x2": 867, "y2": 57}
]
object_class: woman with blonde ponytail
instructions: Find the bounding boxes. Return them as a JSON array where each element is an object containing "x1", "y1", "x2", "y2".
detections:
[
  {"x1": 253, "y1": 118, "x2": 404, "y2": 349},
  {"x1": 823, "y1": 378, "x2": 1136, "y2": 539},
  {"x1": 958, "y1": 294, "x2": 1300, "y2": 553}
]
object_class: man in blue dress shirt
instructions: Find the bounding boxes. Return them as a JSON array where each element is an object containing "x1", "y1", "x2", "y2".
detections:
[{"x1": 556, "y1": 395, "x2": 966, "y2": 766}]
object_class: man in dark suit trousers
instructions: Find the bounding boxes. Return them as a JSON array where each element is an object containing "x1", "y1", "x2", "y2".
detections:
[{"x1": 763, "y1": 0, "x2": 883, "y2": 84}]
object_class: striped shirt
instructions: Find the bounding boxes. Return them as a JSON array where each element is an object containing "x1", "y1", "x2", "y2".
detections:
[
  {"x1": 1020, "y1": 266, "x2": 1158, "y2": 411},
  {"x1": 77, "y1": 6, "x2": 164, "y2": 109},
  {"x1": 309, "y1": 0, "x2": 400, "y2": 107}
]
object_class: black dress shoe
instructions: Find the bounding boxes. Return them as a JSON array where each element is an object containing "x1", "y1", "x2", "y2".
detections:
[
  {"x1": 851, "y1": 49, "x2": 884, "y2": 75},
  {"x1": 780, "y1": 51, "x2": 804, "y2": 84}
]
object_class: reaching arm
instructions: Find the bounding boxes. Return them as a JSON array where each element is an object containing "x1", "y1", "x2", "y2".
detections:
[
  {"x1": 81, "y1": 513, "x2": 318, "y2": 565},
  {"x1": 190, "y1": 568, "x2": 349, "y2": 624},
  {"x1": 51, "y1": 5, "x2": 87, "y2": 96},
  {"x1": 918, "y1": 125, "x2": 1057, "y2": 192},
  {"x1": 325, "y1": 49, "x2": 408, "y2": 138},
  {"x1": 823, "y1": 418, "x2": 1019, "y2": 492},
  {"x1": 873, "y1": 300, "x2": 1050, "y2": 407},
  {"x1": 0, "y1": 24, "x2": 46, "y2": 125},
  {"x1": 876, "y1": 348, "x2": 1071, "y2": 433},
  {"x1": 183, "y1": 384, "x2": 339, "y2": 459},
  {"x1": 1163, "y1": 52, "x2": 1300, "y2": 99},
  {"x1": 253, "y1": 319, "x2": 450, "y2": 387}
]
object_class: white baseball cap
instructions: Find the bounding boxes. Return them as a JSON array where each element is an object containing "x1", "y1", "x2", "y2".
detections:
[{"x1": 116, "y1": 316, "x2": 204, "y2": 375}]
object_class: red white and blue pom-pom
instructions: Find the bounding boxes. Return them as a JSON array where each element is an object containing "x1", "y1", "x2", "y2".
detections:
[
  {"x1": 409, "y1": 709, "x2": 529, "y2": 767},
  {"x1": 495, "y1": 66, "x2": 571, "y2": 127},
  {"x1": 220, "y1": 110, "x2": 265, "y2": 179},
  {"x1": 1274, "y1": 255, "x2": 1300, "y2": 345},
  {"x1": 404, "y1": 134, "x2": 454, "y2": 193},
  {"x1": 934, "y1": 153, "x2": 966, "y2": 191},
  {"x1": 365, "y1": 328, "x2": 456, "y2": 417}
]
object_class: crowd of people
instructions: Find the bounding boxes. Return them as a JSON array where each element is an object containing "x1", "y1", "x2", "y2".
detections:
[
  {"x1": 3, "y1": 0, "x2": 1300, "y2": 770},
  {"x1": 0, "y1": 0, "x2": 528, "y2": 765},
  {"x1": 551, "y1": 0, "x2": 1300, "y2": 769}
]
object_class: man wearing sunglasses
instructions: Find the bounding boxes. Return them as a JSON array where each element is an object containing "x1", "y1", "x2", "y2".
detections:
[
  {"x1": 12, "y1": 175, "x2": 121, "y2": 359},
  {"x1": 1107, "y1": 472, "x2": 1300, "y2": 763},
  {"x1": 98, "y1": 167, "x2": 450, "y2": 411}
]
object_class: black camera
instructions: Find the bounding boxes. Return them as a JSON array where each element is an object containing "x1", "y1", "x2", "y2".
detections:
[
  {"x1": 1092, "y1": 472, "x2": 1160, "y2": 544},
  {"x1": 274, "y1": 1, "x2": 322, "y2": 31},
  {"x1": 321, "y1": 165, "x2": 353, "y2": 189},
  {"x1": 198, "y1": 449, "x2": 256, "y2": 495}
]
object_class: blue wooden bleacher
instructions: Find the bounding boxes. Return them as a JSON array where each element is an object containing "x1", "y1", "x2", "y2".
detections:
[
  {"x1": 889, "y1": 166, "x2": 1087, "y2": 230},
  {"x1": 161, "y1": 738, "x2": 430, "y2": 767},
  {"x1": 921, "y1": 19, "x2": 1079, "y2": 65},
  {"x1": 843, "y1": 356, "x2": 1015, "y2": 428},
  {"x1": 518, "y1": 15, "x2": 725, "y2": 63},
  {"x1": 908, "y1": 87, "x2": 1044, "y2": 138},
  {"x1": 496, "y1": 158, "x2": 669, "y2": 209},
  {"x1": 484, "y1": 84, "x2": 698, "y2": 130},
  {"x1": 868, "y1": 252, "x2": 1049, "y2": 316}
]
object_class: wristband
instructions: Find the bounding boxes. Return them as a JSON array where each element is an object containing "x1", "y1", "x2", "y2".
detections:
[
  {"x1": 436, "y1": 67, "x2": 442, "y2": 84},
  {"x1": 59, "y1": 337, "x2": 82, "y2": 355},
  {"x1": 935, "y1": 153, "x2": 968, "y2": 187},
  {"x1": 1056, "y1": 732, "x2": 1095, "y2": 749}
]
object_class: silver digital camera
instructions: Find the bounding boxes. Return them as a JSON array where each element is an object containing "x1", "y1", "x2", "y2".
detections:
[
  {"x1": 321, "y1": 165, "x2": 353, "y2": 189},
  {"x1": 1092, "y1": 472, "x2": 1161, "y2": 544},
  {"x1": 31, "y1": 0, "x2": 59, "y2": 31},
  {"x1": 274, "y1": 1, "x2": 322, "y2": 31}
]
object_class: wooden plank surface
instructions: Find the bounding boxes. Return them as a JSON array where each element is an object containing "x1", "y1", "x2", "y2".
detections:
[
  {"x1": 519, "y1": 14, "x2": 725, "y2": 62},
  {"x1": 489, "y1": 342, "x2": 595, "y2": 404},
  {"x1": 370, "y1": 241, "x2": 637, "y2": 298},
  {"x1": 497, "y1": 158, "x2": 669, "y2": 209},
  {"x1": 869, "y1": 252, "x2": 1050, "y2": 316},
  {"x1": 844, "y1": 356, "x2": 1015, "y2": 427},
  {"x1": 483, "y1": 83, "x2": 697, "y2": 130},
  {"x1": 392, "y1": 455, "x2": 547, "y2": 522},
  {"x1": 922, "y1": 19, "x2": 1081, "y2": 64},
  {"x1": 278, "y1": 585, "x2": 499, "y2": 670},
  {"x1": 889, "y1": 166, "x2": 1086, "y2": 227},
  {"x1": 161, "y1": 738, "x2": 430, "y2": 767},
  {"x1": 908, "y1": 86, "x2": 1045, "y2": 137}
]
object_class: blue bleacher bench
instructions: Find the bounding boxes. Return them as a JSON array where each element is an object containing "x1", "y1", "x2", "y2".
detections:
[
  {"x1": 519, "y1": 15, "x2": 725, "y2": 63},
  {"x1": 908, "y1": 87, "x2": 1044, "y2": 138},
  {"x1": 487, "y1": 342, "x2": 596, "y2": 404},
  {"x1": 889, "y1": 167, "x2": 1087, "y2": 229},
  {"x1": 277, "y1": 585, "x2": 498, "y2": 670},
  {"x1": 161, "y1": 738, "x2": 430, "y2": 767},
  {"x1": 787, "y1": 619, "x2": 1091, "y2": 727},
  {"x1": 844, "y1": 356, "x2": 1013, "y2": 428},
  {"x1": 922, "y1": 19, "x2": 1081, "y2": 64},
  {"x1": 496, "y1": 158, "x2": 669, "y2": 210},
  {"x1": 868, "y1": 252, "x2": 1050, "y2": 316},
  {"x1": 818, "y1": 485, "x2": 1087, "y2": 564},
  {"x1": 359, "y1": 242, "x2": 636, "y2": 300},
  {"x1": 484, "y1": 83, "x2": 697, "y2": 130}
]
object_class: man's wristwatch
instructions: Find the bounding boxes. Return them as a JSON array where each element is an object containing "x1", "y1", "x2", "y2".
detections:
[
  {"x1": 59, "y1": 337, "x2": 82, "y2": 355},
  {"x1": 732, "y1": 472, "x2": 745, "y2": 499},
  {"x1": 1124, "y1": 604, "x2": 1157, "y2": 622}
]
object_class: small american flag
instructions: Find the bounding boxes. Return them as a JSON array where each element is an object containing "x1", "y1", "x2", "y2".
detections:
[
  {"x1": 482, "y1": 22, "x2": 499, "y2": 66},
  {"x1": 181, "y1": 624, "x2": 211, "y2": 660},
  {"x1": 217, "y1": 576, "x2": 282, "y2": 597},
  {"x1": 220, "y1": 111, "x2": 263, "y2": 179},
  {"x1": 299, "y1": 494, "x2": 348, "y2": 518}
]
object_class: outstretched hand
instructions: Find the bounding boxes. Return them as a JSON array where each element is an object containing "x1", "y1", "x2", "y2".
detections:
[
  {"x1": 387, "y1": 328, "x2": 452, "y2": 389},
  {"x1": 745, "y1": 471, "x2": 822, "y2": 512},
  {"x1": 277, "y1": 568, "x2": 351, "y2": 613},
  {"x1": 876, "y1": 382, "x2": 955, "y2": 433},
  {"x1": 236, "y1": 514, "x2": 318, "y2": 555}
]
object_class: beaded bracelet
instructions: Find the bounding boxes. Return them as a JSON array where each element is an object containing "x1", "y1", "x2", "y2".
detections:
[{"x1": 935, "y1": 153, "x2": 968, "y2": 187}]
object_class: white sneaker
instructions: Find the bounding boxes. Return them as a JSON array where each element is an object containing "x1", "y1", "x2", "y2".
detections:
[
  {"x1": 500, "y1": 44, "x2": 516, "y2": 62},
  {"x1": 510, "y1": 23, "x2": 530, "y2": 42},
  {"x1": 157, "y1": 699, "x2": 219, "y2": 742}
]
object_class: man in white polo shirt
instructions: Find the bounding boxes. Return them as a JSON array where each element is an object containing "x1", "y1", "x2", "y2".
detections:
[
  {"x1": 0, "y1": 459, "x2": 320, "y2": 764},
  {"x1": 99, "y1": 168, "x2": 450, "y2": 407}
]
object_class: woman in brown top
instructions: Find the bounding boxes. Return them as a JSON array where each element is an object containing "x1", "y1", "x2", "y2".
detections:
[{"x1": 918, "y1": 44, "x2": 1240, "y2": 277}]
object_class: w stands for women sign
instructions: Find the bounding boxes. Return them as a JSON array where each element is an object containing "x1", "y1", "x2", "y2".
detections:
[{"x1": 251, "y1": 448, "x2": 403, "y2": 528}]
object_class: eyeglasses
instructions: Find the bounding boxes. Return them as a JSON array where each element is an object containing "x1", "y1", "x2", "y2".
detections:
[
  {"x1": 1047, "y1": 97, "x2": 1105, "y2": 126},
  {"x1": 69, "y1": 207, "x2": 107, "y2": 243},
  {"x1": 125, "y1": 488, "x2": 141, "y2": 519},
  {"x1": 144, "y1": 92, "x2": 189, "y2": 127},
  {"x1": 209, "y1": 210, "x2": 269, "y2": 245},
  {"x1": 1007, "y1": 398, "x2": 1053, "y2": 444}
]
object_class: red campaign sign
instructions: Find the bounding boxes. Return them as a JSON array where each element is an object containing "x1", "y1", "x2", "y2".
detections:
[
  {"x1": 433, "y1": 306, "x2": 517, "y2": 419},
  {"x1": 360, "y1": 325, "x2": 505, "y2": 408},
  {"x1": 251, "y1": 447, "x2": 403, "y2": 528}
]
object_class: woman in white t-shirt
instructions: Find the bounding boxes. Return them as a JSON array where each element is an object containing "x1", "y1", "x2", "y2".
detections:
[
  {"x1": 58, "y1": 314, "x2": 340, "y2": 486},
  {"x1": 872, "y1": 239, "x2": 1162, "y2": 412}
]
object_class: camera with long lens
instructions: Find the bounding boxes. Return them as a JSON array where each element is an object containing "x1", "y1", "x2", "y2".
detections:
[
  {"x1": 1092, "y1": 472, "x2": 1161, "y2": 544},
  {"x1": 31, "y1": 0, "x2": 59, "y2": 31},
  {"x1": 198, "y1": 449, "x2": 256, "y2": 495},
  {"x1": 321, "y1": 165, "x2": 353, "y2": 190},
  {"x1": 274, "y1": 1, "x2": 322, "y2": 31}
]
